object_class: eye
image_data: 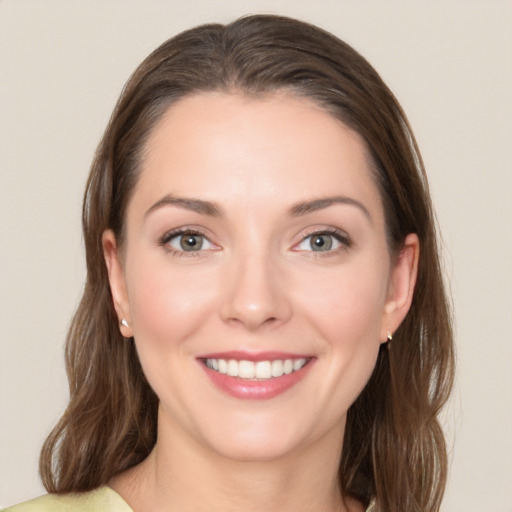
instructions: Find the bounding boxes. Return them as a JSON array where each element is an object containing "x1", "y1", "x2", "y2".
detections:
[
  {"x1": 162, "y1": 230, "x2": 214, "y2": 253},
  {"x1": 296, "y1": 230, "x2": 350, "y2": 252}
]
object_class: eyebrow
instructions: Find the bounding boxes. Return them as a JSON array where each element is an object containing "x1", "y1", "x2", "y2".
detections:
[
  {"x1": 145, "y1": 194, "x2": 371, "y2": 222},
  {"x1": 145, "y1": 195, "x2": 223, "y2": 218},
  {"x1": 288, "y1": 196, "x2": 372, "y2": 222}
]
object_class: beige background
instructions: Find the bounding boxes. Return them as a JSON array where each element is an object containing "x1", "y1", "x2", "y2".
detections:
[{"x1": 1, "y1": 1, "x2": 511, "y2": 510}]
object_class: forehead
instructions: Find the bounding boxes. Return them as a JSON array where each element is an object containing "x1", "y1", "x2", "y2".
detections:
[{"x1": 131, "y1": 91, "x2": 383, "y2": 222}]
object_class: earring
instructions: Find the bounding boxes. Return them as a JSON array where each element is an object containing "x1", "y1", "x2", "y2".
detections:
[
  {"x1": 121, "y1": 318, "x2": 129, "y2": 328},
  {"x1": 386, "y1": 331, "x2": 393, "y2": 350}
]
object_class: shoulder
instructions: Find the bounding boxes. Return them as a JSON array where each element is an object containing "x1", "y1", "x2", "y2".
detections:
[{"x1": 2, "y1": 486, "x2": 132, "y2": 512}]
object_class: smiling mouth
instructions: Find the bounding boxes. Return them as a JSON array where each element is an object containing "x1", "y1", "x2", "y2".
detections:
[{"x1": 202, "y1": 358, "x2": 309, "y2": 380}]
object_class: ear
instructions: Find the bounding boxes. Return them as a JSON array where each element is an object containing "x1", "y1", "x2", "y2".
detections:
[
  {"x1": 102, "y1": 229, "x2": 133, "y2": 338},
  {"x1": 380, "y1": 233, "x2": 419, "y2": 343}
]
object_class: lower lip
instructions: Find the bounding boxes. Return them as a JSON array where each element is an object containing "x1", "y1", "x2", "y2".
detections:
[{"x1": 200, "y1": 360, "x2": 314, "y2": 400}]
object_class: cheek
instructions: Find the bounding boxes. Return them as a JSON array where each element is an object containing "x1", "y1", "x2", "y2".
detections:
[
  {"x1": 303, "y1": 265, "x2": 388, "y2": 407},
  {"x1": 126, "y1": 257, "x2": 219, "y2": 353},
  {"x1": 298, "y1": 260, "x2": 389, "y2": 345}
]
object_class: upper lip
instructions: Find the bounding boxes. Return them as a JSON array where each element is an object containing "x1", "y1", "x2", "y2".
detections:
[{"x1": 197, "y1": 351, "x2": 314, "y2": 362}]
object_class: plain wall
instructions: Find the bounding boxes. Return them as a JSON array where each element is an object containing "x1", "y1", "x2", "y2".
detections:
[{"x1": 1, "y1": 1, "x2": 511, "y2": 510}]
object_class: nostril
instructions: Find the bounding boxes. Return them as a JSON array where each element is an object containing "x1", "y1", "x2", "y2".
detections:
[{"x1": 225, "y1": 312, "x2": 282, "y2": 331}]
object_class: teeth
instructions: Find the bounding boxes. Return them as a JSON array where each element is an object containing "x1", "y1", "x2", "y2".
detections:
[
  {"x1": 227, "y1": 359, "x2": 239, "y2": 377},
  {"x1": 238, "y1": 360, "x2": 255, "y2": 379},
  {"x1": 218, "y1": 359, "x2": 228, "y2": 374},
  {"x1": 205, "y1": 357, "x2": 307, "y2": 380},
  {"x1": 283, "y1": 359, "x2": 293, "y2": 374},
  {"x1": 271, "y1": 360, "x2": 283, "y2": 377},
  {"x1": 293, "y1": 359, "x2": 304, "y2": 371},
  {"x1": 255, "y1": 361, "x2": 272, "y2": 379}
]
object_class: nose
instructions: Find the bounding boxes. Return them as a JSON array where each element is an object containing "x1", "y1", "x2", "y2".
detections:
[{"x1": 219, "y1": 251, "x2": 292, "y2": 331}]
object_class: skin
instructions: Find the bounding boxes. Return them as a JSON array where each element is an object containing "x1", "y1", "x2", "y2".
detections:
[{"x1": 103, "y1": 91, "x2": 419, "y2": 512}]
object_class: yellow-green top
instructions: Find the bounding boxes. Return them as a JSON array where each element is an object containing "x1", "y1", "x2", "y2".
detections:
[
  {"x1": 2, "y1": 486, "x2": 132, "y2": 512},
  {"x1": 4, "y1": 487, "x2": 376, "y2": 511}
]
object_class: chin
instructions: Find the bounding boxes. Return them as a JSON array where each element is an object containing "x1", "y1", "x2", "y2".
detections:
[
  {"x1": 195, "y1": 409, "x2": 333, "y2": 463},
  {"x1": 208, "y1": 433, "x2": 302, "y2": 462}
]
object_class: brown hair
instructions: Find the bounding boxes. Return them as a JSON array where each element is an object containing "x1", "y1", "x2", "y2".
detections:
[{"x1": 40, "y1": 14, "x2": 454, "y2": 512}]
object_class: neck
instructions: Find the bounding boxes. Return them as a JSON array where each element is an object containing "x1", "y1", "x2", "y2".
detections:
[{"x1": 111, "y1": 410, "x2": 360, "y2": 512}]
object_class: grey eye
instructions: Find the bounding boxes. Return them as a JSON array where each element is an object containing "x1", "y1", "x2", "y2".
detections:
[
  {"x1": 309, "y1": 234, "x2": 334, "y2": 251},
  {"x1": 298, "y1": 233, "x2": 340, "y2": 252},
  {"x1": 168, "y1": 232, "x2": 213, "y2": 252}
]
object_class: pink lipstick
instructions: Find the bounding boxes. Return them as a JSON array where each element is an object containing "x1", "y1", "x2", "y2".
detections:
[{"x1": 197, "y1": 351, "x2": 315, "y2": 400}]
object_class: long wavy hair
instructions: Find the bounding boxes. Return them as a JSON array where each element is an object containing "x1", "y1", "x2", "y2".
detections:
[{"x1": 40, "y1": 14, "x2": 454, "y2": 512}]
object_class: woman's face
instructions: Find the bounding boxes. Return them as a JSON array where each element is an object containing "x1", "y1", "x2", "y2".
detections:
[{"x1": 104, "y1": 92, "x2": 417, "y2": 461}]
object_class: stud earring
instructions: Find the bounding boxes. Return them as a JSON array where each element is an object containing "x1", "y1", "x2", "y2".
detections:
[{"x1": 121, "y1": 319, "x2": 129, "y2": 328}]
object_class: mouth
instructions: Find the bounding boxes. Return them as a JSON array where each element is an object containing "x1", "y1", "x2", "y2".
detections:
[
  {"x1": 198, "y1": 352, "x2": 314, "y2": 400},
  {"x1": 202, "y1": 357, "x2": 309, "y2": 380}
]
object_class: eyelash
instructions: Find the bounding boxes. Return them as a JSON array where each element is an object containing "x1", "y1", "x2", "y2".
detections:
[{"x1": 158, "y1": 227, "x2": 352, "y2": 257}]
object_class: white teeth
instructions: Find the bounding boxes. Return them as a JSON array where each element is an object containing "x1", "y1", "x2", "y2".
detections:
[
  {"x1": 238, "y1": 360, "x2": 255, "y2": 379},
  {"x1": 205, "y1": 357, "x2": 308, "y2": 380},
  {"x1": 218, "y1": 359, "x2": 227, "y2": 374},
  {"x1": 293, "y1": 358, "x2": 306, "y2": 371},
  {"x1": 255, "y1": 361, "x2": 272, "y2": 379},
  {"x1": 271, "y1": 360, "x2": 284, "y2": 377},
  {"x1": 227, "y1": 359, "x2": 239, "y2": 377}
]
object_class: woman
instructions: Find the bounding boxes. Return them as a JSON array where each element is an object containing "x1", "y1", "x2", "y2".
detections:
[{"x1": 5, "y1": 14, "x2": 454, "y2": 512}]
